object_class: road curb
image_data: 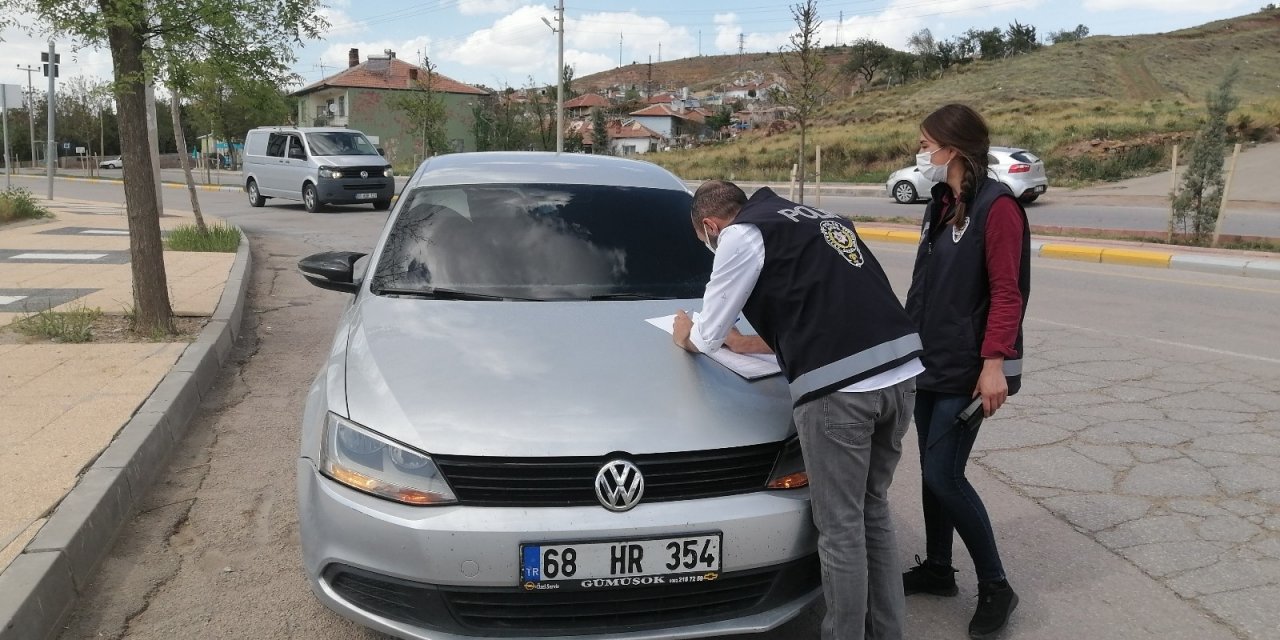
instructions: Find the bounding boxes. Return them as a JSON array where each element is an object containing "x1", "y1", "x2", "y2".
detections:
[
  {"x1": 858, "y1": 225, "x2": 1280, "y2": 280},
  {"x1": 15, "y1": 174, "x2": 244, "y2": 194},
  {"x1": 0, "y1": 231, "x2": 251, "y2": 640}
]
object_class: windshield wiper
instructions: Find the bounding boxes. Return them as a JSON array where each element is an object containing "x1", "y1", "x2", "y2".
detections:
[{"x1": 375, "y1": 287, "x2": 528, "y2": 301}]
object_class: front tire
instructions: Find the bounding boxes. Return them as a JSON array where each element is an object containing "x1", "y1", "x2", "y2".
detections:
[
  {"x1": 892, "y1": 181, "x2": 918, "y2": 204},
  {"x1": 246, "y1": 180, "x2": 265, "y2": 207},
  {"x1": 372, "y1": 199, "x2": 391, "y2": 211},
  {"x1": 1019, "y1": 194, "x2": 1039, "y2": 204},
  {"x1": 303, "y1": 183, "x2": 322, "y2": 213}
]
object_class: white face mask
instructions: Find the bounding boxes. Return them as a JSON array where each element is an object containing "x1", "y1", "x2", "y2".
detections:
[
  {"x1": 916, "y1": 148, "x2": 950, "y2": 183},
  {"x1": 702, "y1": 223, "x2": 718, "y2": 254}
]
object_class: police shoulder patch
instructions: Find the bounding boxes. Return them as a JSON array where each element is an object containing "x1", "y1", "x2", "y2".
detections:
[{"x1": 819, "y1": 220, "x2": 865, "y2": 267}]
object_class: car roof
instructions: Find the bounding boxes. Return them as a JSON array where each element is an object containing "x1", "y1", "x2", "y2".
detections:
[
  {"x1": 247, "y1": 127, "x2": 364, "y2": 134},
  {"x1": 407, "y1": 152, "x2": 689, "y2": 191},
  {"x1": 990, "y1": 146, "x2": 1030, "y2": 155}
]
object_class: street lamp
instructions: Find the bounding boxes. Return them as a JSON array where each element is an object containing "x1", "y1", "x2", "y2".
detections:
[{"x1": 541, "y1": 0, "x2": 565, "y2": 154}]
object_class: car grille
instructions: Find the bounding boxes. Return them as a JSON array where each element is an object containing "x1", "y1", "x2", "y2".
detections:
[
  {"x1": 341, "y1": 181, "x2": 388, "y2": 191},
  {"x1": 433, "y1": 442, "x2": 783, "y2": 507},
  {"x1": 325, "y1": 555, "x2": 819, "y2": 636}
]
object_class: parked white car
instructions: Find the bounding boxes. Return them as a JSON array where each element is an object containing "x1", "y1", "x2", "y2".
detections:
[
  {"x1": 886, "y1": 146, "x2": 1048, "y2": 204},
  {"x1": 99, "y1": 157, "x2": 123, "y2": 169}
]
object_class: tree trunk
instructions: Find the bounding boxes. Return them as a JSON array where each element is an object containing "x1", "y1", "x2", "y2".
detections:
[
  {"x1": 107, "y1": 16, "x2": 174, "y2": 335},
  {"x1": 169, "y1": 90, "x2": 206, "y2": 232}
]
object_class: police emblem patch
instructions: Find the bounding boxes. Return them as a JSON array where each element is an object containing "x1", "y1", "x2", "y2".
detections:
[
  {"x1": 952, "y1": 216, "x2": 971, "y2": 243},
  {"x1": 820, "y1": 220, "x2": 865, "y2": 267}
]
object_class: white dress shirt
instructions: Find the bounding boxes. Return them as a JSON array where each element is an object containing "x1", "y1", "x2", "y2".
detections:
[{"x1": 689, "y1": 223, "x2": 923, "y2": 393}]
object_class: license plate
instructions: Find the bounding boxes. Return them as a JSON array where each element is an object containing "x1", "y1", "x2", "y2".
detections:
[
  {"x1": 355, "y1": 193, "x2": 377, "y2": 200},
  {"x1": 1034, "y1": 185, "x2": 1047, "y2": 193},
  {"x1": 520, "y1": 534, "x2": 722, "y2": 591}
]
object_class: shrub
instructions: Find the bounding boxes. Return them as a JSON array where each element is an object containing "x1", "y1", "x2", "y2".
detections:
[
  {"x1": 165, "y1": 222, "x2": 241, "y2": 252},
  {"x1": 13, "y1": 305, "x2": 102, "y2": 343},
  {"x1": 0, "y1": 187, "x2": 52, "y2": 223}
]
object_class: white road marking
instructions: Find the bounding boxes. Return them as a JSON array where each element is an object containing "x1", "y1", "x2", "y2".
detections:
[
  {"x1": 0, "y1": 295, "x2": 28, "y2": 305},
  {"x1": 78, "y1": 229, "x2": 129, "y2": 235},
  {"x1": 8, "y1": 253, "x2": 107, "y2": 260}
]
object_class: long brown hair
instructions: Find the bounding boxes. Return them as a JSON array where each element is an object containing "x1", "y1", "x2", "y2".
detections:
[{"x1": 921, "y1": 104, "x2": 990, "y2": 227}]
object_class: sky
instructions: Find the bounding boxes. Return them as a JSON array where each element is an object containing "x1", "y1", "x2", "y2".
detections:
[{"x1": 0, "y1": 0, "x2": 1265, "y2": 96}]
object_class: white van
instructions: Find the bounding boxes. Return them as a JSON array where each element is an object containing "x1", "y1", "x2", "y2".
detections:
[{"x1": 242, "y1": 127, "x2": 395, "y2": 212}]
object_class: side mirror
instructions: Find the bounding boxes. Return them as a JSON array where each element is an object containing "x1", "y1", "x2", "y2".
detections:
[
  {"x1": 299, "y1": 251, "x2": 367, "y2": 294},
  {"x1": 376, "y1": 147, "x2": 386, "y2": 157}
]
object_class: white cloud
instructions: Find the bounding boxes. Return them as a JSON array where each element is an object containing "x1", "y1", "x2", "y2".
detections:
[
  {"x1": 1082, "y1": 0, "x2": 1248, "y2": 11},
  {"x1": 316, "y1": 36, "x2": 433, "y2": 79},
  {"x1": 826, "y1": 0, "x2": 1043, "y2": 49},
  {"x1": 567, "y1": 11, "x2": 696, "y2": 64},
  {"x1": 438, "y1": 5, "x2": 558, "y2": 77},
  {"x1": 317, "y1": 6, "x2": 368, "y2": 38},
  {"x1": 458, "y1": 0, "x2": 525, "y2": 15},
  {"x1": 1, "y1": 22, "x2": 114, "y2": 87},
  {"x1": 712, "y1": 13, "x2": 791, "y2": 56}
]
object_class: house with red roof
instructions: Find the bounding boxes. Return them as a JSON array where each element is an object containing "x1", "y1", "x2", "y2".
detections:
[
  {"x1": 629, "y1": 104, "x2": 709, "y2": 141},
  {"x1": 291, "y1": 48, "x2": 489, "y2": 162},
  {"x1": 568, "y1": 118, "x2": 665, "y2": 155},
  {"x1": 564, "y1": 93, "x2": 612, "y2": 118}
]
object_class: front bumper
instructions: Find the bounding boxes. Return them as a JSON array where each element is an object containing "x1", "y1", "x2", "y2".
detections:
[
  {"x1": 317, "y1": 176, "x2": 394, "y2": 204},
  {"x1": 298, "y1": 458, "x2": 819, "y2": 639}
]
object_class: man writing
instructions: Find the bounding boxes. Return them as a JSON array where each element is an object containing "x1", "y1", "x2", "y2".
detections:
[{"x1": 672, "y1": 180, "x2": 923, "y2": 640}]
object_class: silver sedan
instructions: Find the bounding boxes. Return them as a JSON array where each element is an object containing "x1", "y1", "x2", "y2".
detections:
[
  {"x1": 296, "y1": 152, "x2": 819, "y2": 639},
  {"x1": 885, "y1": 146, "x2": 1049, "y2": 204}
]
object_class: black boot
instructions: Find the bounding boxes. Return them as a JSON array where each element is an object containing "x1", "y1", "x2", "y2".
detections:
[
  {"x1": 902, "y1": 554, "x2": 959, "y2": 596},
  {"x1": 969, "y1": 579, "x2": 1018, "y2": 639}
]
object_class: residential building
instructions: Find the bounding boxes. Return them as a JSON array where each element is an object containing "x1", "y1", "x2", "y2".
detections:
[
  {"x1": 629, "y1": 104, "x2": 708, "y2": 141},
  {"x1": 291, "y1": 48, "x2": 489, "y2": 164},
  {"x1": 564, "y1": 93, "x2": 612, "y2": 119},
  {"x1": 571, "y1": 119, "x2": 665, "y2": 155}
]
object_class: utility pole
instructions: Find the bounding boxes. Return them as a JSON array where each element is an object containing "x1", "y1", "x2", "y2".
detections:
[
  {"x1": 646, "y1": 56, "x2": 653, "y2": 98},
  {"x1": 837, "y1": 11, "x2": 842, "y2": 46},
  {"x1": 44, "y1": 42, "x2": 57, "y2": 200},
  {"x1": 541, "y1": 0, "x2": 565, "y2": 154},
  {"x1": 17, "y1": 64, "x2": 38, "y2": 168},
  {"x1": 619, "y1": 33, "x2": 623, "y2": 68},
  {"x1": 658, "y1": 42, "x2": 662, "y2": 64},
  {"x1": 698, "y1": 30, "x2": 702, "y2": 57}
]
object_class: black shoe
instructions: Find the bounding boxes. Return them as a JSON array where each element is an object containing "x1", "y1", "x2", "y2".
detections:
[
  {"x1": 902, "y1": 554, "x2": 959, "y2": 596},
  {"x1": 969, "y1": 579, "x2": 1019, "y2": 639}
]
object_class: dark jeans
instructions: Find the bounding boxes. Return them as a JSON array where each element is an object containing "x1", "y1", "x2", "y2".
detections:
[{"x1": 913, "y1": 390, "x2": 1006, "y2": 583}]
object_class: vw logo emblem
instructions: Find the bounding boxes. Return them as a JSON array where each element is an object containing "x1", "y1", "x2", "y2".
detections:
[
  {"x1": 359, "y1": 170, "x2": 369, "y2": 179},
  {"x1": 595, "y1": 459, "x2": 644, "y2": 512}
]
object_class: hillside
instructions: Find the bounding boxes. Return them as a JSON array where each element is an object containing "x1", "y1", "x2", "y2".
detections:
[{"x1": 592, "y1": 10, "x2": 1280, "y2": 184}]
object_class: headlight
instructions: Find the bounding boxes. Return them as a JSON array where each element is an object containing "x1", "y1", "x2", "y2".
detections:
[
  {"x1": 319, "y1": 414, "x2": 457, "y2": 505},
  {"x1": 766, "y1": 437, "x2": 808, "y2": 490},
  {"x1": 319, "y1": 168, "x2": 344, "y2": 179},
  {"x1": 383, "y1": 167, "x2": 394, "y2": 178}
]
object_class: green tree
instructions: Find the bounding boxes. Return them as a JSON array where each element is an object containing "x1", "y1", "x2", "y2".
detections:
[
  {"x1": 968, "y1": 27, "x2": 1007, "y2": 59},
  {"x1": 906, "y1": 29, "x2": 937, "y2": 75},
  {"x1": 1049, "y1": 24, "x2": 1090, "y2": 44},
  {"x1": 1172, "y1": 66, "x2": 1240, "y2": 242},
  {"x1": 391, "y1": 56, "x2": 449, "y2": 160},
  {"x1": 886, "y1": 51, "x2": 918, "y2": 86},
  {"x1": 590, "y1": 107, "x2": 609, "y2": 154},
  {"x1": 5, "y1": 0, "x2": 325, "y2": 335},
  {"x1": 1005, "y1": 21, "x2": 1041, "y2": 56},
  {"x1": 842, "y1": 38, "x2": 892, "y2": 86},
  {"x1": 774, "y1": 0, "x2": 834, "y2": 203}
]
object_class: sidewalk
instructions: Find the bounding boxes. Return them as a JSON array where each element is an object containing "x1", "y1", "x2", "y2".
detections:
[{"x1": 0, "y1": 198, "x2": 249, "y2": 639}]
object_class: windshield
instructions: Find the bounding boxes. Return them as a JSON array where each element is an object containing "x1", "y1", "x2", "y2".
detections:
[
  {"x1": 370, "y1": 183, "x2": 712, "y2": 300},
  {"x1": 306, "y1": 132, "x2": 380, "y2": 156}
]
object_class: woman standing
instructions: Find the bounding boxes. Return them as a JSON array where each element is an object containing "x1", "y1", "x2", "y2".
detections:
[{"x1": 903, "y1": 104, "x2": 1030, "y2": 640}]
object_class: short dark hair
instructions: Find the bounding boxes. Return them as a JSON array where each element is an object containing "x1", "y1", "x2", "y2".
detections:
[{"x1": 691, "y1": 180, "x2": 747, "y2": 224}]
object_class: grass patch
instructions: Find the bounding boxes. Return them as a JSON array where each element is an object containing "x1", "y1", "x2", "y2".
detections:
[
  {"x1": 165, "y1": 222, "x2": 241, "y2": 252},
  {"x1": 12, "y1": 305, "x2": 103, "y2": 343},
  {"x1": 0, "y1": 187, "x2": 53, "y2": 223}
]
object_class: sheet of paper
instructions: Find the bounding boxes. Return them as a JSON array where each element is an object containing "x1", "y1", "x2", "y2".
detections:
[{"x1": 646, "y1": 314, "x2": 782, "y2": 380}]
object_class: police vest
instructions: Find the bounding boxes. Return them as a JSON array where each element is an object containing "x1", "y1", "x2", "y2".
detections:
[
  {"x1": 905, "y1": 177, "x2": 1031, "y2": 396},
  {"x1": 730, "y1": 188, "x2": 922, "y2": 406}
]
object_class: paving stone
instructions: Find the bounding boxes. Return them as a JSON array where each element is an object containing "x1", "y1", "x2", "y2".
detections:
[
  {"x1": 1097, "y1": 515, "x2": 1199, "y2": 548},
  {"x1": 1041, "y1": 494, "x2": 1152, "y2": 532},
  {"x1": 1076, "y1": 402, "x2": 1166, "y2": 421},
  {"x1": 1021, "y1": 486, "x2": 1064, "y2": 499},
  {"x1": 1168, "y1": 500, "x2": 1231, "y2": 518},
  {"x1": 1259, "y1": 490, "x2": 1280, "y2": 508},
  {"x1": 1081, "y1": 421, "x2": 1189, "y2": 447},
  {"x1": 1230, "y1": 392, "x2": 1280, "y2": 411},
  {"x1": 1184, "y1": 449, "x2": 1246, "y2": 468},
  {"x1": 1103, "y1": 385, "x2": 1171, "y2": 403},
  {"x1": 1207, "y1": 463, "x2": 1280, "y2": 496},
  {"x1": 1191, "y1": 434, "x2": 1280, "y2": 456},
  {"x1": 1198, "y1": 516, "x2": 1264, "y2": 543},
  {"x1": 1072, "y1": 444, "x2": 1135, "y2": 467},
  {"x1": 1061, "y1": 360, "x2": 1156, "y2": 382},
  {"x1": 1153, "y1": 390, "x2": 1265, "y2": 413},
  {"x1": 1174, "y1": 409, "x2": 1264, "y2": 425},
  {"x1": 1119, "y1": 541, "x2": 1227, "y2": 577},
  {"x1": 1197, "y1": 585, "x2": 1280, "y2": 640},
  {"x1": 1250, "y1": 537, "x2": 1280, "y2": 560},
  {"x1": 974, "y1": 422, "x2": 1071, "y2": 450},
  {"x1": 1130, "y1": 446, "x2": 1180, "y2": 463},
  {"x1": 1221, "y1": 499, "x2": 1269, "y2": 518},
  {"x1": 1166, "y1": 559, "x2": 1280, "y2": 598},
  {"x1": 1119, "y1": 459, "x2": 1218, "y2": 497},
  {"x1": 981, "y1": 446, "x2": 1116, "y2": 493}
]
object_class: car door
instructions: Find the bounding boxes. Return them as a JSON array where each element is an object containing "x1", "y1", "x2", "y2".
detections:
[
  {"x1": 259, "y1": 133, "x2": 289, "y2": 198},
  {"x1": 284, "y1": 134, "x2": 311, "y2": 201}
]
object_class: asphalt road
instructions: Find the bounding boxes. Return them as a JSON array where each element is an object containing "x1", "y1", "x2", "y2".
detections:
[{"x1": 23, "y1": 176, "x2": 1280, "y2": 639}]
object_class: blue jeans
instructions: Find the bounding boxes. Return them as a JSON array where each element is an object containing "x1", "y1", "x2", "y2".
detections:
[
  {"x1": 794, "y1": 379, "x2": 915, "y2": 640},
  {"x1": 913, "y1": 390, "x2": 1006, "y2": 583}
]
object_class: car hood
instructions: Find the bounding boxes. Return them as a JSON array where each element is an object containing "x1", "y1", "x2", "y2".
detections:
[
  {"x1": 316, "y1": 155, "x2": 389, "y2": 167},
  {"x1": 342, "y1": 297, "x2": 794, "y2": 457}
]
